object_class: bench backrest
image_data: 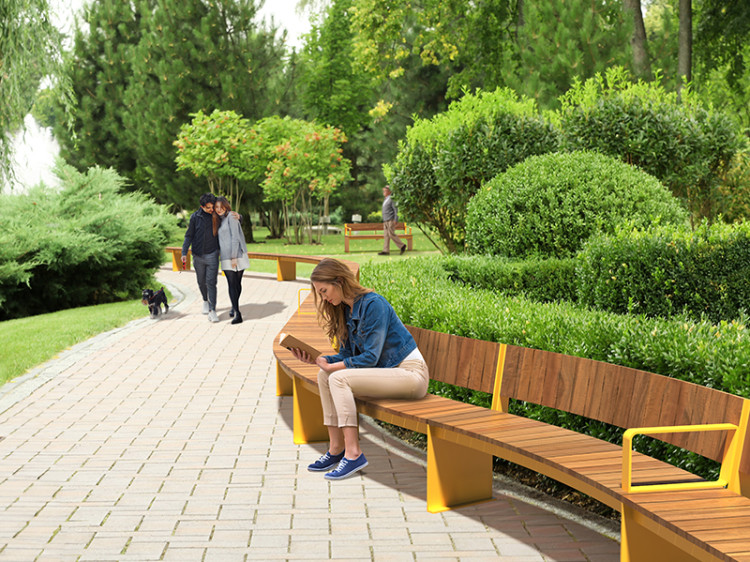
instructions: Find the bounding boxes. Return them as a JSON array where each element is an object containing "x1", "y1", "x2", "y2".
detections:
[
  {"x1": 407, "y1": 324, "x2": 750, "y2": 470},
  {"x1": 500, "y1": 345, "x2": 749, "y2": 467},
  {"x1": 345, "y1": 222, "x2": 406, "y2": 232},
  {"x1": 406, "y1": 326, "x2": 500, "y2": 394}
]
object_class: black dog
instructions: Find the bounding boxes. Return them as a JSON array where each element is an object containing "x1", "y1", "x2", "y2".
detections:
[{"x1": 142, "y1": 287, "x2": 169, "y2": 318}]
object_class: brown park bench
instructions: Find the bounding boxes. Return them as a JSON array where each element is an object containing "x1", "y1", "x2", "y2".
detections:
[
  {"x1": 275, "y1": 292, "x2": 750, "y2": 562},
  {"x1": 343, "y1": 222, "x2": 413, "y2": 253},
  {"x1": 165, "y1": 247, "x2": 358, "y2": 282}
]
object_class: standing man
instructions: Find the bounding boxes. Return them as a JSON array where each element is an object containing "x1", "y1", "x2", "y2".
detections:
[
  {"x1": 378, "y1": 185, "x2": 406, "y2": 256},
  {"x1": 182, "y1": 193, "x2": 220, "y2": 322}
]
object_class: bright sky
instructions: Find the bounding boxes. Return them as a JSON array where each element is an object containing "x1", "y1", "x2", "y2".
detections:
[{"x1": 9, "y1": 0, "x2": 312, "y2": 191}]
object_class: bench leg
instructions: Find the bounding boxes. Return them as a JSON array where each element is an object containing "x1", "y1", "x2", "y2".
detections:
[
  {"x1": 407, "y1": 237, "x2": 412, "y2": 251},
  {"x1": 276, "y1": 362, "x2": 293, "y2": 397},
  {"x1": 277, "y1": 260, "x2": 296, "y2": 281},
  {"x1": 292, "y1": 377, "x2": 328, "y2": 445},
  {"x1": 426, "y1": 426, "x2": 493, "y2": 513},
  {"x1": 344, "y1": 237, "x2": 350, "y2": 253},
  {"x1": 621, "y1": 505, "x2": 709, "y2": 562}
]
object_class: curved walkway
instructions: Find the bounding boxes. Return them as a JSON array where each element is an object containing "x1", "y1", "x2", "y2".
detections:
[{"x1": 0, "y1": 265, "x2": 620, "y2": 561}]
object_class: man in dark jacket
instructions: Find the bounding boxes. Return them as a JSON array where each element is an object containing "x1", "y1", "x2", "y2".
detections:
[{"x1": 181, "y1": 193, "x2": 220, "y2": 322}]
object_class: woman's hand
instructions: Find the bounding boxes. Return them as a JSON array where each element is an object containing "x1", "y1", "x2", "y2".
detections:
[
  {"x1": 290, "y1": 348, "x2": 315, "y2": 364},
  {"x1": 231, "y1": 258, "x2": 237, "y2": 269}
]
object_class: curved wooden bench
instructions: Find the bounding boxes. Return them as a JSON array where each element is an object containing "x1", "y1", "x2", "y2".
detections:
[
  {"x1": 165, "y1": 247, "x2": 358, "y2": 282},
  {"x1": 274, "y1": 296, "x2": 750, "y2": 562}
]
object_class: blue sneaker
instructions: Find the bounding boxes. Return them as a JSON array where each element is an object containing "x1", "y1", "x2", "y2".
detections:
[
  {"x1": 307, "y1": 450, "x2": 345, "y2": 472},
  {"x1": 324, "y1": 454, "x2": 368, "y2": 480}
]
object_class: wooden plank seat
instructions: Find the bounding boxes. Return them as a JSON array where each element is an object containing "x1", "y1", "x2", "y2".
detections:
[
  {"x1": 274, "y1": 295, "x2": 750, "y2": 561},
  {"x1": 343, "y1": 222, "x2": 413, "y2": 253},
  {"x1": 165, "y1": 247, "x2": 358, "y2": 282}
]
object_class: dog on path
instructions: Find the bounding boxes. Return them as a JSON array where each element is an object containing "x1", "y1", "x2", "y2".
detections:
[{"x1": 142, "y1": 287, "x2": 169, "y2": 318}]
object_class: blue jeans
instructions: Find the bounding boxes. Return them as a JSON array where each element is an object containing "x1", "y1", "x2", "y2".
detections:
[{"x1": 192, "y1": 250, "x2": 219, "y2": 311}]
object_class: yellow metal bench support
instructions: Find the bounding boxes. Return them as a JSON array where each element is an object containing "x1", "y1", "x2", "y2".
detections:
[
  {"x1": 426, "y1": 426, "x2": 493, "y2": 513},
  {"x1": 292, "y1": 376, "x2": 328, "y2": 444}
]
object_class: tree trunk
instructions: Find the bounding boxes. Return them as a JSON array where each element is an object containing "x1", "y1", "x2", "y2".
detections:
[
  {"x1": 623, "y1": 0, "x2": 651, "y2": 79},
  {"x1": 678, "y1": 0, "x2": 692, "y2": 92}
]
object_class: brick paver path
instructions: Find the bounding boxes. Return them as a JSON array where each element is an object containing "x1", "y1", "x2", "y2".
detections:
[{"x1": 0, "y1": 265, "x2": 620, "y2": 561}]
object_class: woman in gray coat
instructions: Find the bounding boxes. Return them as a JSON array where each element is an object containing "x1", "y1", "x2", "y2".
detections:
[{"x1": 214, "y1": 196, "x2": 250, "y2": 324}]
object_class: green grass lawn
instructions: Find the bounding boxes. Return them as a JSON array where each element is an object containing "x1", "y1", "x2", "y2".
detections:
[
  {"x1": 2, "y1": 225, "x2": 439, "y2": 387},
  {"x1": 0, "y1": 299, "x2": 145, "y2": 386}
]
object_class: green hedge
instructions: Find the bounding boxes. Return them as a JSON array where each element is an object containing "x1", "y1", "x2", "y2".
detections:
[
  {"x1": 441, "y1": 255, "x2": 578, "y2": 303},
  {"x1": 577, "y1": 221, "x2": 750, "y2": 323},
  {"x1": 466, "y1": 151, "x2": 689, "y2": 258},
  {"x1": 558, "y1": 67, "x2": 744, "y2": 224},
  {"x1": 363, "y1": 257, "x2": 750, "y2": 478},
  {"x1": 0, "y1": 164, "x2": 178, "y2": 320}
]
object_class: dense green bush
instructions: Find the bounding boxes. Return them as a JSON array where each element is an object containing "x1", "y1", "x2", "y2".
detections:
[
  {"x1": 363, "y1": 257, "x2": 750, "y2": 478},
  {"x1": 577, "y1": 221, "x2": 750, "y2": 323},
  {"x1": 466, "y1": 151, "x2": 688, "y2": 258},
  {"x1": 558, "y1": 67, "x2": 745, "y2": 225},
  {"x1": 385, "y1": 88, "x2": 560, "y2": 252},
  {"x1": 441, "y1": 255, "x2": 577, "y2": 303},
  {"x1": 0, "y1": 164, "x2": 178, "y2": 319}
]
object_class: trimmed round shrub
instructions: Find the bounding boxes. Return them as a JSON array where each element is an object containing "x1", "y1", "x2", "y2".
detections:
[
  {"x1": 386, "y1": 87, "x2": 560, "y2": 252},
  {"x1": 465, "y1": 151, "x2": 688, "y2": 258},
  {"x1": 577, "y1": 221, "x2": 750, "y2": 323}
]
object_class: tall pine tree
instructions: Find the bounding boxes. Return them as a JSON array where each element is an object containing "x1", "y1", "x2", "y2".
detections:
[
  {"x1": 123, "y1": 0, "x2": 288, "y2": 209},
  {"x1": 53, "y1": 0, "x2": 148, "y2": 178}
]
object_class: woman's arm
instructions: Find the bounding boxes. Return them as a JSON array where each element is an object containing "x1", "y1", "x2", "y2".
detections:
[{"x1": 339, "y1": 297, "x2": 388, "y2": 369}]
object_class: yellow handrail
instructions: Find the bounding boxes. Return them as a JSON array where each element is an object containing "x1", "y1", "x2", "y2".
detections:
[{"x1": 622, "y1": 423, "x2": 739, "y2": 493}]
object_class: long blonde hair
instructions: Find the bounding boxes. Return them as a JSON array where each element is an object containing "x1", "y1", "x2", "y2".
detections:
[{"x1": 310, "y1": 258, "x2": 371, "y2": 344}]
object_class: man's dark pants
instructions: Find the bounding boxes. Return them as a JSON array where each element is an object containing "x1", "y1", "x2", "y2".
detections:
[{"x1": 192, "y1": 250, "x2": 219, "y2": 311}]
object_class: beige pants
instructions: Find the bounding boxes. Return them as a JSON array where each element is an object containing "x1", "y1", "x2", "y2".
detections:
[
  {"x1": 383, "y1": 220, "x2": 405, "y2": 253},
  {"x1": 318, "y1": 359, "x2": 429, "y2": 427}
]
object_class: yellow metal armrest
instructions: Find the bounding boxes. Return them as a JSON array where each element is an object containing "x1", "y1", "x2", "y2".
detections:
[
  {"x1": 297, "y1": 288, "x2": 315, "y2": 315},
  {"x1": 622, "y1": 423, "x2": 739, "y2": 493}
]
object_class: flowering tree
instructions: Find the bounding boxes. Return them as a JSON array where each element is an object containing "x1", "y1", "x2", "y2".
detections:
[
  {"x1": 173, "y1": 109, "x2": 254, "y2": 212},
  {"x1": 262, "y1": 120, "x2": 351, "y2": 244}
]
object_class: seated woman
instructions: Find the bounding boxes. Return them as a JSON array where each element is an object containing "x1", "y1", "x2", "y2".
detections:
[{"x1": 289, "y1": 258, "x2": 429, "y2": 480}]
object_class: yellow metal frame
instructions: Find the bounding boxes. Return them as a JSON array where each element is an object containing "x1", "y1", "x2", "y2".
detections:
[
  {"x1": 622, "y1": 422, "x2": 739, "y2": 493},
  {"x1": 490, "y1": 344, "x2": 508, "y2": 413},
  {"x1": 426, "y1": 426, "x2": 494, "y2": 513},
  {"x1": 297, "y1": 288, "x2": 315, "y2": 314}
]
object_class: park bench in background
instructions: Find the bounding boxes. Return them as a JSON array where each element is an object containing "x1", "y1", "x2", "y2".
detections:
[
  {"x1": 275, "y1": 294, "x2": 750, "y2": 562},
  {"x1": 164, "y1": 247, "x2": 357, "y2": 282},
  {"x1": 343, "y1": 222, "x2": 413, "y2": 253}
]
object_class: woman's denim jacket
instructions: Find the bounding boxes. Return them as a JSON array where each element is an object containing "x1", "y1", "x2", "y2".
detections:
[{"x1": 323, "y1": 292, "x2": 416, "y2": 369}]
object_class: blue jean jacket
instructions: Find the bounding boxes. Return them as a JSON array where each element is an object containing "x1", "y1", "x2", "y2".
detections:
[{"x1": 323, "y1": 292, "x2": 416, "y2": 369}]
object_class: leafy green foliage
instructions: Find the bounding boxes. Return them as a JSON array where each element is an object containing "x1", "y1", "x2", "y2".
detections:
[
  {"x1": 0, "y1": 164, "x2": 178, "y2": 319},
  {"x1": 504, "y1": 0, "x2": 633, "y2": 109},
  {"x1": 262, "y1": 120, "x2": 351, "y2": 244},
  {"x1": 466, "y1": 151, "x2": 688, "y2": 258},
  {"x1": 0, "y1": 0, "x2": 73, "y2": 187},
  {"x1": 363, "y1": 257, "x2": 750, "y2": 477},
  {"x1": 174, "y1": 109, "x2": 255, "y2": 212},
  {"x1": 558, "y1": 67, "x2": 746, "y2": 225},
  {"x1": 577, "y1": 221, "x2": 750, "y2": 323},
  {"x1": 386, "y1": 88, "x2": 560, "y2": 252},
  {"x1": 299, "y1": 0, "x2": 374, "y2": 137}
]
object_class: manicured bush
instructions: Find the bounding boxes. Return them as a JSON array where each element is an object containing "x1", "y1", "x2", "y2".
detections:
[
  {"x1": 385, "y1": 88, "x2": 560, "y2": 252},
  {"x1": 577, "y1": 221, "x2": 750, "y2": 323},
  {"x1": 558, "y1": 66, "x2": 745, "y2": 225},
  {"x1": 441, "y1": 255, "x2": 577, "y2": 303},
  {"x1": 466, "y1": 151, "x2": 688, "y2": 258},
  {"x1": 0, "y1": 164, "x2": 178, "y2": 320},
  {"x1": 363, "y1": 257, "x2": 750, "y2": 478}
]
